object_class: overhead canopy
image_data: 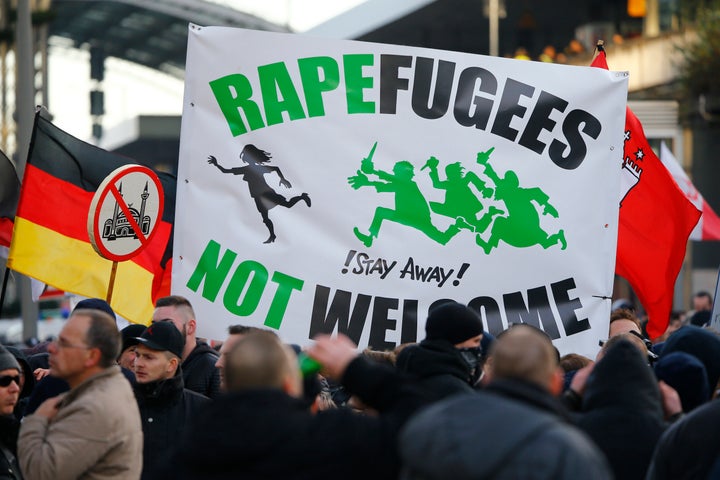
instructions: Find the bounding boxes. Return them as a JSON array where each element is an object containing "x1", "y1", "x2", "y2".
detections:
[{"x1": 48, "y1": 0, "x2": 291, "y2": 78}]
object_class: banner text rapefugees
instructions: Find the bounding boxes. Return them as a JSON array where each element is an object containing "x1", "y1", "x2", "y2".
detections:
[{"x1": 210, "y1": 54, "x2": 602, "y2": 170}]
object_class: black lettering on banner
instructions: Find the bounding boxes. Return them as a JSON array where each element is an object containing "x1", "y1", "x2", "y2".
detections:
[
  {"x1": 401, "y1": 299, "x2": 419, "y2": 344},
  {"x1": 411, "y1": 57, "x2": 456, "y2": 119},
  {"x1": 552, "y1": 277, "x2": 590, "y2": 335},
  {"x1": 453, "y1": 66, "x2": 497, "y2": 129},
  {"x1": 468, "y1": 296, "x2": 503, "y2": 337},
  {"x1": 519, "y1": 90, "x2": 569, "y2": 155},
  {"x1": 549, "y1": 109, "x2": 602, "y2": 169},
  {"x1": 379, "y1": 54, "x2": 412, "y2": 114},
  {"x1": 368, "y1": 296, "x2": 399, "y2": 350},
  {"x1": 309, "y1": 285, "x2": 371, "y2": 344},
  {"x1": 503, "y1": 286, "x2": 560, "y2": 340},
  {"x1": 491, "y1": 77, "x2": 535, "y2": 142}
]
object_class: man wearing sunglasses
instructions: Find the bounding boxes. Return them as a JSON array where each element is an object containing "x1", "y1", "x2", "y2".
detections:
[
  {"x1": 0, "y1": 345, "x2": 21, "y2": 479},
  {"x1": 17, "y1": 309, "x2": 143, "y2": 480}
]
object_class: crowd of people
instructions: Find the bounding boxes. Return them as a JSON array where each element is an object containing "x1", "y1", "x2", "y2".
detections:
[{"x1": 0, "y1": 292, "x2": 717, "y2": 479}]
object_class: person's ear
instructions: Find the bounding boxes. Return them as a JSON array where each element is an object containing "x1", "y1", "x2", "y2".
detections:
[
  {"x1": 550, "y1": 367, "x2": 564, "y2": 396},
  {"x1": 187, "y1": 319, "x2": 197, "y2": 336},
  {"x1": 85, "y1": 347, "x2": 102, "y2": 368},
  {"x1": 167, "y1": 357, "x2": 179, "y2": 376}
]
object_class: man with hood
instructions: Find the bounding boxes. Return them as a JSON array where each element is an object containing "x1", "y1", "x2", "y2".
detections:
[
  {"x1": 133, "y1": 321, "x2": 209, "y2": 480},
  {"x1": 576, "y1": 338, "x2": 668, "y2": 480},
  {"x1": 395, "y1": 301, "x2": 483, "y2": 401}
]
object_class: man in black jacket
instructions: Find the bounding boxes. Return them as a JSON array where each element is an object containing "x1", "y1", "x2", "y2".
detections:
[
  {"x1": 395, "y1": 301, "x2": 484, "y2": 401},
  {"x1": 0, "y1": 345, "x2": 22, "y2": 479},
  {"x1": 133, "y1": 322, "x2": 209, "y2": 480},
  {"x1": 399, "y1": 324, "x2": 611, "y2": 479},
  {"x1": 152, "y1": 295, "x2": 220, "y2": 398},
  {"x1": 646, "y1": 397, "x2": 720, "y2": 479},
  {"x1": 576, "y1": 338, "x2": 668, "y2": 480},
  {"x1": 161, "y1": 331, "x2": 430, "y2": 480}
]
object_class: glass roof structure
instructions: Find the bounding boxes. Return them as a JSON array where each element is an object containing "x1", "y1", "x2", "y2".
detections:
[{"x1": 48, "y1": 0, "x2": 291, "y2": 78}]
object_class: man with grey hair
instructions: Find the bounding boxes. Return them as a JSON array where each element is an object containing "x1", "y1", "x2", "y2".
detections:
[
  {"x1": 399, "y1": 324, "x2": 611, "y2": 479},
  {"x1": 18, "y1": 309, "x2": 143, "y2": 479}
]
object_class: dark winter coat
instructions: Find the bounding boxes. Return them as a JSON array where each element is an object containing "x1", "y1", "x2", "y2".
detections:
[
  {"x1": 182, "y1": 341, "x2": 221, "y2": 399},
  {"x1": 646, "y1": 398, "x2": 720, "y2": 480},
  {"x1": 395, "y1": 339, "x2": 473, "y2": 401},
  {"x1": 577, "y1": 339, "x2": 667, "y2": 480},
  {"x1": 0, "y1": 415, "x2": 21, "y2": 479},
  {"x1": 399, "y1": 380, "x2": 611, "y2": 479},
  {"x1": 134, "y1": 371, "x2": 209, "y2": 480},
  {"x1": 160, "y1": 357, "x2": 430, "y2": 480}
]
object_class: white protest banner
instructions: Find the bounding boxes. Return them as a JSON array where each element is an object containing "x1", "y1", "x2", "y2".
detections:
[{"x1": 175, "y1": 25, "x2": 627, "y2": 357}]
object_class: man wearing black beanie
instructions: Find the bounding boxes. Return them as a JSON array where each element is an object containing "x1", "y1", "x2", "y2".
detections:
[{"x1": 396, "y1": 301, "x2": 483, "y2": 401}]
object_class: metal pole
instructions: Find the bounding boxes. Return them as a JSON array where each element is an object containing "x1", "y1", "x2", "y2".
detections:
[
  {"x1": 489, "y1": 0, "x2": 499, "y2": 56},
  {"x1": 16, "y1": 0, "x2": 38, "y2": 341},
  {"x1": 39, "y1": 24, "x2": 49, "y2": 110}
]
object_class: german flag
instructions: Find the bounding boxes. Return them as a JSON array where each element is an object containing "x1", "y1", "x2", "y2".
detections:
[
  {"x1": 0, "y1": 149, "x2": 20, "y2": 254},
  {"x1": 7, "y1": 111, "x2": 175, "y2": 324}
]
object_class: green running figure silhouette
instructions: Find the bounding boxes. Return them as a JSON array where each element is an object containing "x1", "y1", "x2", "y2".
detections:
[
  {"x1": 422, "y1": 156, "x2": 504, "y2": 233},
  {"x1": 474, "y1": 148, "x2": 567, "y2": 254},
  {"x1": 348, "y1": 143, "x2": 463, "y2": 247}
]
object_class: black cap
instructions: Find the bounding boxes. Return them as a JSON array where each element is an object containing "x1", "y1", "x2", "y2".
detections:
[
  {"x1": 135, "y1": 322, "x2": 184, "y2": 359},
  {"x1": 120, "y1": 324, "x2": 147, "y2": 352},
  {"x1": 425, "y1": 301, "x2": 483, "y2": 345},
  {"x1": 74, "y1": 298, "x2": 116, "y2": 320}
]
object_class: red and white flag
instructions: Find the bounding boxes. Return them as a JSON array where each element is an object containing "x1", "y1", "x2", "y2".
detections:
[
  {"x1": 592, "y1": 49, "x2": 701, "y2": 339},
  {"x1": 659, "y1": 142, "x2": 720, "y2": 241}
]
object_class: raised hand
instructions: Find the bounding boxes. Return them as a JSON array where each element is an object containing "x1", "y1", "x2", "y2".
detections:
[{"x1": 348, "y1": 171, "x2": 370, "y2": 189}]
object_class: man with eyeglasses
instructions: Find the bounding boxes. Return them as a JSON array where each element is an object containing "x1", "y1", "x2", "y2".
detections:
[
  {"x1": 0, "y1": 345, "x2": 22, "y2": 479},
  {"x1": 17, "y1": 309, "x2": 143, "y2": 480}
]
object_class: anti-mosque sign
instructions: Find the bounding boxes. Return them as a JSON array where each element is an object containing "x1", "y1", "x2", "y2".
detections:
[{"x1": 175, "y1": 25, "x2": 628, "y2": 358}]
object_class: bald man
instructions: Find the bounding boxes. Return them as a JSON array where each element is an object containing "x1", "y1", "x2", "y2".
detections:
[
  {"x1": 161, "y1": 331, "x2": 430, "y2": 479},
  {"x1": 400, "y1": 324, "x2": 611, "y2": 480}
]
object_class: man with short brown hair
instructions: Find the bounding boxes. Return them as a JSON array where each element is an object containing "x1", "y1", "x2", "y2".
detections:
[
  {"x1": 152, "y1": 295, "x2": 220, "y2": 398},
  {"x1": 18, "y1": 309, "x2": 143, "y2": 480},
  {"x1": 133, "y1": 321, "x2": 208, "y2": 480},
  {"x1": 609, "y1": 308, "x2": 642, "y2": 338},
  {"x1": 214, "y1": 324, "x2": 266, "y2": 391}
]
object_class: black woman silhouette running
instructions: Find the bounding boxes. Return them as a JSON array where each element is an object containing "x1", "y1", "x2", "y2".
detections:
[
  {"x1": 348, "y1": 143, "x2": 463, "y2": 247},
  {"x1": 474, "y1": 147, "x2": 566, "y2": 254},
  {"x1": 208, "y1": 144, "x2": 310, "y2": 244}
]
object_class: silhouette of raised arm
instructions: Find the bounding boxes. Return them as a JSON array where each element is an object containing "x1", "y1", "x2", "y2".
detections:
[{"x1": 207, "y1": 155, "x2": 233, "y2": 173}]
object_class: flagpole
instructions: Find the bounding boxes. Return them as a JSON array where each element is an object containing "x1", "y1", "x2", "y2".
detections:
[
  {"x1": 0, "y1": 266, "x2": 9, "y2": 316},
  {"x1": 16, "y1": 0, "x2": 38, "y2": 341},
  {"x1": 106, "y1": 261, "x2": 118, "y2": 304}
]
